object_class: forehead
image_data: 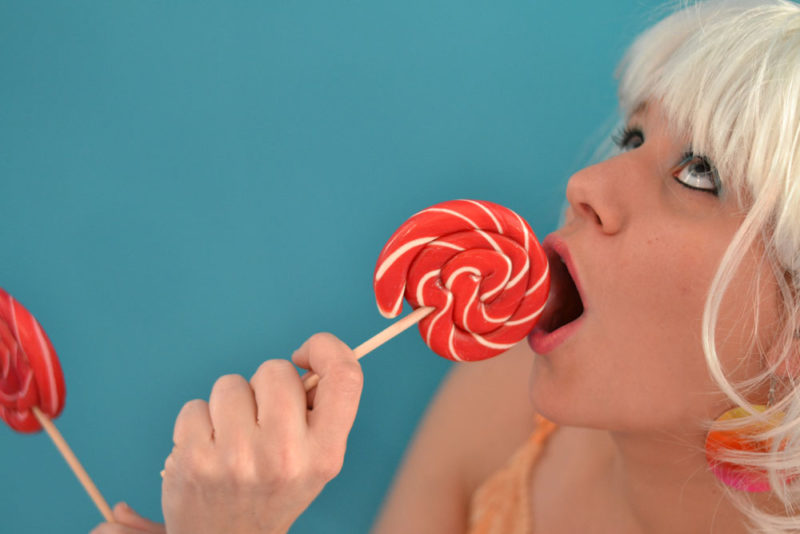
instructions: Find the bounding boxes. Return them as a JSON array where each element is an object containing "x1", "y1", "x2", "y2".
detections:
[{"x1": 627, "y1": 100, "x2": 691, "y2": 148}]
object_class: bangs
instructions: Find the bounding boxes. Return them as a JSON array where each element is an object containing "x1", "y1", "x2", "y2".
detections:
[{"x1": 616, "y1": 0, "x2": 800, "y2": 220}]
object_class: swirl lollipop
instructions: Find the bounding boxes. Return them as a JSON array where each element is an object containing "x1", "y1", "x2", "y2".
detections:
[
  {"x1": 1, "y1": 287, "x2": 113, "y2": 521},
  {"x1": 301, "y1": 199, "x2": 548, "y2": 391},
  {"x1": 374, "y1": 199, "x2": 549, "y2": 361}
]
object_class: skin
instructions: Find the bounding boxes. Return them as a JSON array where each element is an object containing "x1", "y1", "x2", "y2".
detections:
[
  {"x1": 527, "y1": 100, "x2": 788, "y2": 532},
  {"x1": 92, "y1": 101, "x2": 794, "y2": 533},
  {"x1": 529, "y1": 101, "x2": 781, "y2": 431}
]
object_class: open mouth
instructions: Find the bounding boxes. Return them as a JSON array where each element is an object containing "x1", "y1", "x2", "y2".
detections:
[{"x1": 539, "y1": 246, "x2": 584, "y2": 333}]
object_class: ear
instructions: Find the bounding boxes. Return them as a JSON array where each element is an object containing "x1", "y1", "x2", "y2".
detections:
[{"x1": 764, "y1": 326, "x2": 800, "y2": 379}]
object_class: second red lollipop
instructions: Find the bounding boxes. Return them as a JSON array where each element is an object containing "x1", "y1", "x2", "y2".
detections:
[{"x1": 0, "y1": 288, "x2": 66, "y2": 433}]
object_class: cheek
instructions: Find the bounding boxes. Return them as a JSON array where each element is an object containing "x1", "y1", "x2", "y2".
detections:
[
  {"x1": 606, "y1": 237, "x2": 713, "y2": 349},
  {"x1": 711, "y1": 254, "x2": 782, "y2": 384}
]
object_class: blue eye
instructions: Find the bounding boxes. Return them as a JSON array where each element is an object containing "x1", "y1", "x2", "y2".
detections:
[
  {"x1": 672, "y1": 152, "x2": 721, "y2": 195},
  {"x1": 612, "y1": 126, "x2": 644, "y2": 151}
]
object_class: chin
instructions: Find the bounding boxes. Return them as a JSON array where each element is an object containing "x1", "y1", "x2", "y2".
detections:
[
  {"x1": 527, "y1": 356, "x2": 573, "y2": 423},
  {"x1": 527, "y1": 357, "x2": 612, "y2": 429}
]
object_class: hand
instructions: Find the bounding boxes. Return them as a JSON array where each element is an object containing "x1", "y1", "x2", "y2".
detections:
[
  {"x1": 90, "y1": 502, "x2": 165, "y2": 533},
  {"x1": 161, "y1": 333, "x2": 363, "y2": 534}
]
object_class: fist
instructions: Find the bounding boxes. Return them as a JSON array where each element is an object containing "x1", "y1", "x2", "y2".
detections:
[{"x1": 161, "y1": 333, "x2": 363, "y2": 534}]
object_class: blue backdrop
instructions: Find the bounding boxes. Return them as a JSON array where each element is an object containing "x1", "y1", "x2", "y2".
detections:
[{"x1": 1, "y1": 1, "x2": 663, "y2": 532}]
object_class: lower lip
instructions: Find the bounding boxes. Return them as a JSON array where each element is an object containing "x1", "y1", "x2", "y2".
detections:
[{"x1": 527, "y1": 315, "x2": 585, "y2": 354}]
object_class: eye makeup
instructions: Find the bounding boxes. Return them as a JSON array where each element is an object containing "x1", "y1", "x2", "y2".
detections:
[
  {"x1": 612, "y1": 125, "x2": 644, "y2": 151},
  {"x1": 610, "y1": 124, "x2": 722, "y2": 197}
]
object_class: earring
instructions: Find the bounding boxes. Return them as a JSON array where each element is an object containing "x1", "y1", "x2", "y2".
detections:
[{"x1": 704, "y1": 378, "x2": 784, "y2": 493}]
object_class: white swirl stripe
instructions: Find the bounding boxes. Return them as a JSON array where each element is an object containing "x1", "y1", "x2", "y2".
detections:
[
  {"x1": 467, "y1": 199, "x2": 503, "y2": 233},
  {"x1": 444, "y1": 267, "x2": 481, "y2": 290},
  {"x1": 462, "y1": 285, "x2": 479, "y2": 333},
  {"x1": 427, "y1": 292, "x2": 453, "y2": 350},
  {"x1": 513, "y1": 210, "x2": 529, "y2": 252},
  {"x1": 448, "y1": 328, "x2": 462, "y2": 362},
  {"x1": 505, "y1": 303, "x2": 546, "y2": 326},
  {"x1": 375, "y1": 236, "x2": 437, "y2": 281},
  {"x1": 430, "y1": 241, "x2": 465, "y2": 251},
  {"x1": 416, "y1": 270, "x2": 441, "y2": 305},
  {"x1": 422, "y1": 208, "x2": 480, "y2": 229},
  {"x1": 525, "y1": 264, "x2": 550, "y2": 296},
  {"x1": 470, "y1": 331, "x2": 517, "y2": 350},
  {"x1": 480, "y1": 304, "x2": 509, "y2": 324}
]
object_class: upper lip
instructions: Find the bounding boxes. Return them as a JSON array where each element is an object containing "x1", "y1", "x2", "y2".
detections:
[{"x1": 541, "y1": 234, "x2": 587, "y2": 311}]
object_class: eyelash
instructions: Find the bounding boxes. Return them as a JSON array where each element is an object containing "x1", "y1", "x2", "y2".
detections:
[
  {"x1": 610, "y1": 126, "x2": 721, "y2": 196},
  {"x1": 611, "y1": 125, "x2": 643, "y2": 150}
]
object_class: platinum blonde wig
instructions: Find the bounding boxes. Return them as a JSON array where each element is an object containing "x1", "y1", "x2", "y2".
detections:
[{"x1": 615, "y1": 0, "x2": 800, "y2": 531}]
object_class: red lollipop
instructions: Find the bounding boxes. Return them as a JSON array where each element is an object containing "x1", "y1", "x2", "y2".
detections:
[
  {"x1": 300, "y1": 200, "x2": 548, "y2": 391},
  {"x1": 1, "y1": 287, "x2": 114, "y2": 522},
  {"x1": 374, "y1": 199, "x2": 549, "y2": 361},
  {"x1": 0, "y1": 288, "x2": 66, "y2": 432}
]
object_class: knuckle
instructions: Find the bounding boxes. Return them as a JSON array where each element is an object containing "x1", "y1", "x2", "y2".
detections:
[
  {"x1": 252, "y1": 358, "x2": 296, "y2": 384},
  {"x1": 189, "y1": 459, "x2": 222, "y2": 484},
  {"x1": 224, "y1": 446, "x2": 259, "y2": 484},
  {"x1": 331, "y1": 362, "x2": 364, "y2": 391},
  {"x1": 173, "y1": 399, "x2": 209, "y2": 444},
  {"x1": 212, "y1": 373, "x2": 248, "y2": 393},
  {"x1": 169, "y1": 447, "x2": 218, "y2": 482},
  {"x1": 307, "y1": 332, "x2": 337, "y2": 354},
  {"x1": 268, "y1": 447, "x2": 306, "y2": 486},
  {"x1": 177, "y1": 398, "x2": 207, "y2": 419}
]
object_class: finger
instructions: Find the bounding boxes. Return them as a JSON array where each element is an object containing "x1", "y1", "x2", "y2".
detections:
[
  {"x1": 250, "y1": 359, "x2": 307, "y2": 438},
  {"x1": 172, "y1": 399, "x2": 213, "y2": 447},
  {"x1": 112, "y1": 502, "x2": 166, "y2": 533},
  {"x1": 208, "y1": 374, "x2": 257, "y2": 446},
  {"x1": 291, "y1": 333, "x2": 363, "y2": 443}
]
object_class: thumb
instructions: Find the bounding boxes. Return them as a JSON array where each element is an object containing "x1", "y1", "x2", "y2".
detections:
[{"x1": 112, "y1": 503, "x2": 166, "y2": 533}]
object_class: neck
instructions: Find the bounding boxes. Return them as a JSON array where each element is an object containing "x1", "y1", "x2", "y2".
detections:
[{"x1": 605, "y1": 428, "x2": 752, "y2": 534}]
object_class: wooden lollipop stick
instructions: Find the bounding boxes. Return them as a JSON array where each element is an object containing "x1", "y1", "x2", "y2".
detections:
[
  {"x1": 301, "y1": 306, "x2": 435, "y2": 392},
  {"x1": 31, "y1": 406, "x2": 115, "y2": 523}
]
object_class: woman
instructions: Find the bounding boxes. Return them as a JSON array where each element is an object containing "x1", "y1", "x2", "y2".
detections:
[{"x1": 92, "y1": 0, "x2": 800, "y2": 532}]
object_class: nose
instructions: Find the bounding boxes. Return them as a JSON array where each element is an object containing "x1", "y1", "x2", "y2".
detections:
[{"x1": 564, "y1": 157, "x2": 626, "y2": 234}]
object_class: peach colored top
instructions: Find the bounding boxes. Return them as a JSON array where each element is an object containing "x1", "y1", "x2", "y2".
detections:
[{"x1": 466, "y1": 416, "x2": 558, "y2": 534}]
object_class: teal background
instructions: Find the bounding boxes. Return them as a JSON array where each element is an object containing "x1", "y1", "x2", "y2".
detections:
[{"x1": 1, "y1": 1, "x2": 663, "y2": 532}]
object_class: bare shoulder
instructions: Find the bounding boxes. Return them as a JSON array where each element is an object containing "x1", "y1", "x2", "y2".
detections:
[{"x1": 371, "y1": 342, "x2": 538, "y2": 534}]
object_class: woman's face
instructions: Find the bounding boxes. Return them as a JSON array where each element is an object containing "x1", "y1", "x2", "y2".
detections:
[{"x1": 527, "y1": 100, "x2": 784, "y2": 436}]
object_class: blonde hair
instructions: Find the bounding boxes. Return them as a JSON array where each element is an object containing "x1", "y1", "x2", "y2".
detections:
[{"x1": 614, "y1": 0, "x2": 800, "y2": 531}]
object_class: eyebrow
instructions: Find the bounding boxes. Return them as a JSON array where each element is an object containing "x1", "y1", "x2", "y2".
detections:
[{"x1": 628, "y1": 101, "x2": 648, "y2": 121}]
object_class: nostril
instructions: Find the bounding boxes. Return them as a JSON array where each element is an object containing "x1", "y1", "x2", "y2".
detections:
[{"x1": 579, "y1": 202, "x2": 602, "y2": 226}]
